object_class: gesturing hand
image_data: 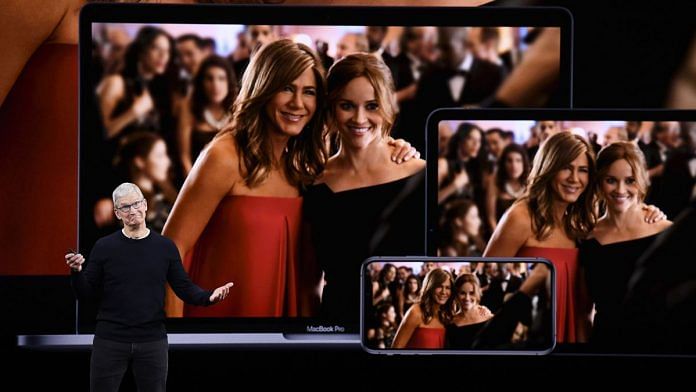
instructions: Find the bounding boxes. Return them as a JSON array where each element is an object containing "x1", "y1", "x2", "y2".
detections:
[
  {"x1": 209, "y1": 282, "x2": 234, "y2": 303},
  {"x1": 65, "y1": 252, "x2": 85, "y2": 272}
]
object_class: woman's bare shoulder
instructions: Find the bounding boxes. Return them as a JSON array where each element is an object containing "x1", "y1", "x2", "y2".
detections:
[
  {"x1": 404, "y1": 303, "x2": 423, "y2": 322},
  {"x1": 505, "y1": 200, "x2": 533, "y2": 226},
  {"x1": 655, "y1": 219, "x2": 674, "y2": 231},
  {"x1": 489, "y1": 200, "x2": 534, "y2": 249},
  {"x1": 198, "y1": 133, "x2": 240, "y2": 174},
  {"x1": 398, "y1": 157, "x2": 426, "y2": 176},
  {"x1": 46, "y1": 0, "x2": 82, "y2": 44},
  {"x1": 97, "y1": 74, "x2": 125, "y2": 95}
]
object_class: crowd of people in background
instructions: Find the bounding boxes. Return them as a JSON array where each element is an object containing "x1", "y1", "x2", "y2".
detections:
[
  {"x1": 83, "y1": 23, "x2": 545, "y2": 241},
  {"x1": 438, "y1": 119, "x2": 695, "y2": 348},
  {"x1": 81, "y1": 22, "x2": 547, "y2": 323},
  {"x1": 437, "y1": 119, "x2": 696, "y2": 257}
]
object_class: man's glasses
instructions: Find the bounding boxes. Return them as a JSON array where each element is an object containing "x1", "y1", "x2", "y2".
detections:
[{"x1": 115, "y1": 199, "x2": 145, "y2": 213}]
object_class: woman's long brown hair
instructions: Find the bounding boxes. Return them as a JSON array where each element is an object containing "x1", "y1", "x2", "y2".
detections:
[{"x1": 220, "y1": 39, "x2": 328, "y2": 188}]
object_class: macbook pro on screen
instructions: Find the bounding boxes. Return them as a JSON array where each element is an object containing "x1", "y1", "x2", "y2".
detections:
[{"x1": 66, "y1": 4, "x2": 573, "y2": 347}]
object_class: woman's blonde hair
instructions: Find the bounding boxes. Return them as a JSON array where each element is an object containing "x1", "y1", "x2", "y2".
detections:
[
  {"x1": 419, "y1": 268, "x2": 454, "y2": 325},
  {"x1": 221, "y1": 39, "x2": 327, "y2": 188},
  {"x1": 326, "y1": 53, "x2": 398, "y2": 141},
  {"x1": 522, "y1": 132, "x2": 597, "y2": 241},
  {"x1": 595, "y1": 141, "x2": 650, "y2": 205}
]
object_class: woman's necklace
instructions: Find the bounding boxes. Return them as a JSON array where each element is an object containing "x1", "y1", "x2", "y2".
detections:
[
  {"x1": 504, "y1": 181, "x2": 525, "y2": 199},
  {"x1": 203, "y1": 108, "x2": 231, "y2": 131}
]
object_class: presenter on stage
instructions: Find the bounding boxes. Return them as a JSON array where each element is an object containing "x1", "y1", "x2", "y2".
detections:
[{"x1": 65, "y1": 182, "x2": 233, "y2": 392}]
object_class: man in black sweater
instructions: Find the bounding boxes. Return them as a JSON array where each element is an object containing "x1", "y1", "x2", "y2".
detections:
[{"x1": 65, "y1": 183, "x2": 233, "y2": 392}]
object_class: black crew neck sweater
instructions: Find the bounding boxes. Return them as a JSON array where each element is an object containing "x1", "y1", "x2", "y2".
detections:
[{"x1": 71, "y1": 230, "x2": 212, "y2": 342}]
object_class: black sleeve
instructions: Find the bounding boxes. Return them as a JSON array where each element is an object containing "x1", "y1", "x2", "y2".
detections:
[
  {"x1": 471, "y1": 291, "x2": 533, "y2": 349},
  {"x1": 167, "y1": 251, "x2": 212, "y2": 306},
  {"x1": 70, "y1": 243, "x2": 105, "y2": 300}
]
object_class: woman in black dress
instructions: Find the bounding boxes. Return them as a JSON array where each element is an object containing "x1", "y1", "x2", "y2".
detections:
[
  {"x1": 114, "y1": 132, "x2": 177, "y2": 234},
  {"x1": 446, "y1": 273, "x2": 493, "y2": 348},
  {"x1": 305, "y1": 53, "x2": 426, "y2": 326},
  {"x1": 399, "y1": 274, "x2": 421, "y2": 320},
  {"x1": 579, "y1": 141, "x2": 672, "y2": 350},
  {"x1": 177, "y1": 55, "x2": 237, "y2": 176},
  {"x1": 485, "y1": 143, "x2": 530, "y2": 232},
  {"x1": 366, "y1": 301, "x2": 398, "y2": 349},
  {"x1": 97, "y1": 26, "x2": 176, "y2": 140},
  {"x1": 372, "y1": 263, "x2": 398, "y2": 306},
  {"x1": 437, "y1": 198, "x2": 485, "y2": 257},
  {"x1": 437, "y1": 122, "x2": 488, "y2": 206}
]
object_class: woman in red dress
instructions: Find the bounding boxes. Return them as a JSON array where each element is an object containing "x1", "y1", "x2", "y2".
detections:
[
  {"x1": 392, "y1": 268, "x2": 454, "y2": 349},
  {"x1": 162, "y1": 39, "x2": 328, "y2": 317}
]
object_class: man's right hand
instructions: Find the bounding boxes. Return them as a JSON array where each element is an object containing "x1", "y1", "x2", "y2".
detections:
[{"x1": 65, "y1": 252, "x2": 85, "y2": 272}]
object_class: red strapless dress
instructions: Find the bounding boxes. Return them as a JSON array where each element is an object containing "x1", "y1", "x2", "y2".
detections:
[
  {"x1": 516, "y1": 246, "x2": 580, "y2": 343},
  {"x1": 183, "y1": 195, "x2": 303, "y2": 317},
  {"x1": 406, "y1": 327, "x2": 446, "y2": 349},
  {"x1": 0, "y1": 44, "x2": 77, "y2": 275}
]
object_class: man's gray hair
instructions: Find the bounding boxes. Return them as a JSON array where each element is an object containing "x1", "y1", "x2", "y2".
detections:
[{"x1": 112, "y1": 183, "x2": 144, "y2": 206}]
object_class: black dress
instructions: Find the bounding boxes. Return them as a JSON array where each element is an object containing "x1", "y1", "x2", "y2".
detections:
[
  {"x1": 495, "y1": 197, "x2": 515, "y2": 222},
  {"x1": 446, "y1": 321, "x2": 488, "y2": 349},
  {"x1": 110, "y1": 76, "x2": 171, "y2": 139},
  {"x1": 579, "y1": 233, "x2": 660, "y2": 350},
  {"x1": 190, "y1": 128, "x2": 218, "y2": 164},
  {"x1": 623, "y1": 200, "x2": 696, "y2": 354},
  {"x1": 304, "y1": 169, "x2": 426, "y2": 327},
  {"x1": 145, "y1": 192, "x2": 173, "y2": 234}
]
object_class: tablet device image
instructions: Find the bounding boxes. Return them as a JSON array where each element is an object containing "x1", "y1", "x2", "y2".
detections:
[{"x1": 426, "y1": 108, "x2": 696, "y2": 355}]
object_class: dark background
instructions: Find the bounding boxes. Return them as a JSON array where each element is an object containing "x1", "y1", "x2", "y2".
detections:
[{"x1": 3, "y1": 1, "x2": 695, "y2": 387}]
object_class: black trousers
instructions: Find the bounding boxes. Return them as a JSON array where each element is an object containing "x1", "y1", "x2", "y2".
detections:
[{"x1": 90, "y1": 335, "x2": 168, "y2": 392}]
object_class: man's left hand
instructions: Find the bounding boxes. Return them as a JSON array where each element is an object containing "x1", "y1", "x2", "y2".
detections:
[{"x1": 210, "y1": 282, "x2": 234, "y2": 303}]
